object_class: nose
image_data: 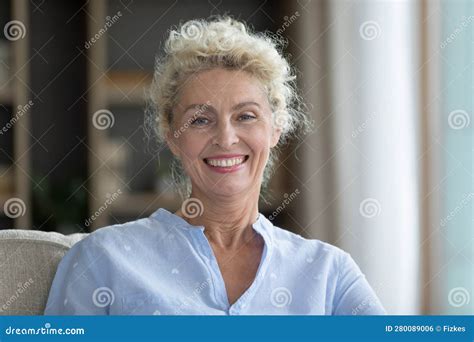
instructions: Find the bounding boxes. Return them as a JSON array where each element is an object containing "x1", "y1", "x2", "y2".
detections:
[{"x1": 212, "y1": 121, "x2": 239, "y2": 149}]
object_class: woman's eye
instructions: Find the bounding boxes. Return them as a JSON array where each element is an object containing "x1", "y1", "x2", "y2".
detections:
[
  {"x1": 239, "y1": 113, "x2": 256, "y2": 121},
  {"x1": 190, "y1": 117, "x2": 209, "y2": 126}
]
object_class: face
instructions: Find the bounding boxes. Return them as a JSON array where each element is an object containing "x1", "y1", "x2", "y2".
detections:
[{"x1": 166, "y1": 68, "x2": 281, "y2": 198}]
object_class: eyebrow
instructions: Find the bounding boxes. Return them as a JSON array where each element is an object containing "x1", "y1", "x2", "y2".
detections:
[
  {"x1": 182, "y1": 101, "x2": 261, "y2": 115},
  {"x1": 231, "y1": 101, "x2": 261, "y2": 111}
]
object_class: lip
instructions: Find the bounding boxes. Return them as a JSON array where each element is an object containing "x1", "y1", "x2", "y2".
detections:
[
  {"x1": 203, "y1": 155, "x2": 249, "y2": 174},
  {"x1": 204, "y1": 154, "x2": 247, "y2": 160}
]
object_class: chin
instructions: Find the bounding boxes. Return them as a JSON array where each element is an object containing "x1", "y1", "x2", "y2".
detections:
[{"x1": 207, "y1": 181, "x2": 249, "y2": 196}]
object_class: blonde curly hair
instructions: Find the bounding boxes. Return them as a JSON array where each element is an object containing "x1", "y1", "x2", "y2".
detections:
[{"x1": 145, "y1": 16, "x2": 312, "y2": 199}]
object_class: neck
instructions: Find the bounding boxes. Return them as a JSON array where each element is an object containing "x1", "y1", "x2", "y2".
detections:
[{"x1": 176, "y1": 186, "x2": 260, "y2": 250}]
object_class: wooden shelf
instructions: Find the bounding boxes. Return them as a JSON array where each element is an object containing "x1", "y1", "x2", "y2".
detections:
[
  {"x1": 0, "y1": 84, "x2": 13, "y2": 104},
  {"x1": 0, "y1": 192, "x2": 14, "y2": 216},
  {"x1": 105, "y1": 71, "x2": 152, "y2": 105},
  {"x1": 0, "y1": 0, "x2": 31, "y2": 228},
  {"x1": 0, "y1": 192, "x2": 10, "y2": 206}
]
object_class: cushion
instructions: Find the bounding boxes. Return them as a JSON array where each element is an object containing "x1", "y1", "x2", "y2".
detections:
[{"x1": 0, "y1": 229, "x2": 88, "y2": 315}]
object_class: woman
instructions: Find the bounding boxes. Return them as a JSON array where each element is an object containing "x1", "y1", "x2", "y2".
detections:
[{"x1": 44, "y1": 17, "x2": 385, "y2": 315}]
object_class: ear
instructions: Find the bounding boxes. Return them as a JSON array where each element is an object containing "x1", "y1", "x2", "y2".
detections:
[
  {"x1": 166, "y1": 130, "x2": 180, "y2": 158},
  {"x1": 270, "y1": 126, "x2": 282, "y2": 148}
]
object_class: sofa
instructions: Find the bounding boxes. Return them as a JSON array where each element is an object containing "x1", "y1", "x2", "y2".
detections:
[{"x1": 0, "y1": 229, "x2": 88, "y2": 315}]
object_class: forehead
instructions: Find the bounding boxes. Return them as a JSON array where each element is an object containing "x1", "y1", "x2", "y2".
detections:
[{"x1": 177, "y1": 68, "x2": 268, "y2": 108}]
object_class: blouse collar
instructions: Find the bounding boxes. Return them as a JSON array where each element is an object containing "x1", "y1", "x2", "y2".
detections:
[
  {"x1": 151, "y1": 207, "x2": 275, "y2": 304},
  {"x1": 151, "y1": 207, "x2": 274, "y2": 249}
]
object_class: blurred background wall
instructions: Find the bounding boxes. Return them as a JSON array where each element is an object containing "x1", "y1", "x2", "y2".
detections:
[{"x1": 0, "y1": 0, "x2": 472, "y2": 315}]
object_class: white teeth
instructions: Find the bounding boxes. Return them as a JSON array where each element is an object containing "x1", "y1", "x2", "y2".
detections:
[{"x1": 206, "y1": 156, "x2": 246, "y2": 167}]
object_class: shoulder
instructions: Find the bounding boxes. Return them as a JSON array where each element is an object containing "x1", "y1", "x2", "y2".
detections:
[
  {"x1": 269, "y1": 225, "x2": 378, "y2": 309},
  {"x1": 74, "y1": 217, "x2": 149, "y2": 251},
  {"x1": 66, "y1": 207, "x2": 189, "y2": 261},
  {"x1": 67, "y1": 212, "x2": 174, "y2": 262},
  {"x1": 270, "y1": 224, "x2": 347, "y2": 262},
  {"x1": 267, "y1": 223, "x2": 362, "y2": 280}
]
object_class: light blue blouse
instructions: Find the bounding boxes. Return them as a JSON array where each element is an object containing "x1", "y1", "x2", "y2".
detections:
[{"x1": 44, "y1": 208, "x2": 386, "y2": 315}]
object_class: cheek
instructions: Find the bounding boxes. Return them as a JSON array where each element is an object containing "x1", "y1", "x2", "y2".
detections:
[
  {"x1": 244, "y1": 125, "x2": 273, "y2": 153},
  {"x1": 175, "y1": 133, "x2": 205, "y2": 163}
]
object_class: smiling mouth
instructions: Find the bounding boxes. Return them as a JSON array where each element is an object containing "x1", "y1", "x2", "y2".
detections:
[{"x1": 203, "y1": 155, "x2": 249, "y2": 168}]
